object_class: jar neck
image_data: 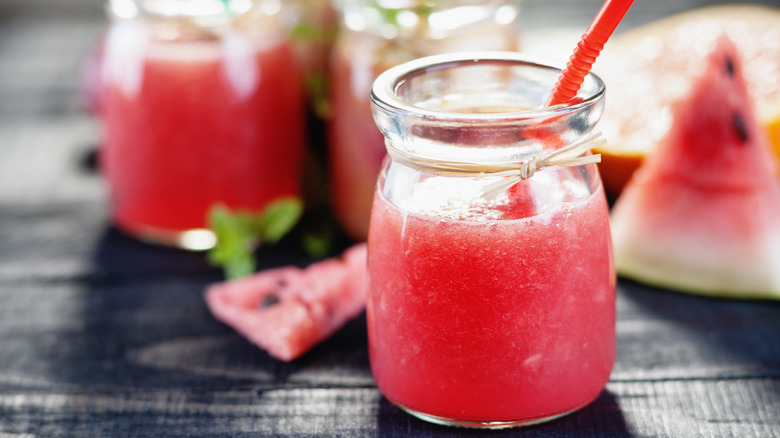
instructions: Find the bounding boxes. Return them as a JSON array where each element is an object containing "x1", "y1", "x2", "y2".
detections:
[
  {"x1": 370, "y1": 52, "x2": 606, "y2": 172},
  {"x1": 333, "y1": 0, "x2": 520, "y2": 40},
  {"x1": 106, "y1": 0, "x2": 288, "y2": 33}
]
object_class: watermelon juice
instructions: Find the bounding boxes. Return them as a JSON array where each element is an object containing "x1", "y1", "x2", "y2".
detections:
[
  {"x1": 100, "y1": 18, "x2": 305, "y2": 249},
  {"x1": 368, "y1": 174, "x2": 615, "y2": 424},
  {"x1": 367, "y1": 52, "x2": 615, "y2": 427}
]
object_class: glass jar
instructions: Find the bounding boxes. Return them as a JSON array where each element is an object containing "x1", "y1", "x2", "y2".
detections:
[
  {"x1": 367, "y1": 52, "x2": 615, "y2": 428},
  {"x1": 100, "y1": 0, "x2": 306, "y2": 250},
  {"x1": 328, "y1": 0, "x2": 522, "y2": 241}
]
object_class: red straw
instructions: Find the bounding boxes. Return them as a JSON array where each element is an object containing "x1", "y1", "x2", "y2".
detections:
[{"x1": 545, "y1": 0, "x2": 635, "y2": 107}]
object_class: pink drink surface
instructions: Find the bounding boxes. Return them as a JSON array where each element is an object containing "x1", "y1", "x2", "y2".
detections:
[
  {"x1": 101, "y1": 35, "x2": 305, "y2": 235},
  {"x1": 367, "y1": 174, "x2": 616, "y2": 422}
]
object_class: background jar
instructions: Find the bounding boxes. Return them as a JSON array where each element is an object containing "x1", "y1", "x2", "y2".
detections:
[
  {"x1": 367, "y1": 52, "x2": 615, "y2": 428},
  {"x1": 100, "y1": 0, "x2": 306, "y2": 250},
  {"x1": 327, "y1": 0, "x2": 522, "y2": 241}
]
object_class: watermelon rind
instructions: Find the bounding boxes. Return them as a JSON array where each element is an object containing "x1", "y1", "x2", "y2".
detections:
[
  {"x1": 612, "y1": 189, "x2": 780, "y2": 300},
  {"x1": 609, "y1": 34, "x2": 780, "y2": 300}
]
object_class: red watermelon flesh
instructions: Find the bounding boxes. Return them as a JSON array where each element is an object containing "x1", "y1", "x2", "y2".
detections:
[
  {"x1": 205, "y1": 243, "x2": 367, "y2": 361},
  {"x1": 610, "y1": 35, "x2": 780, "y2": 298}
]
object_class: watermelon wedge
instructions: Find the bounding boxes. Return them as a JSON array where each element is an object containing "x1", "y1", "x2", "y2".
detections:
[
  {"x1": 205, "y1": 243, "x2": 367, "y2": 361},
  {"x1": 609, "y1": 35, "x2": 780, "y2": 299}
]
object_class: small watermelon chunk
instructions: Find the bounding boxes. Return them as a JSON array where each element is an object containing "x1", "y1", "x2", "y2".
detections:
[
  {"x1": 205, "y1": 243, "x2": 367, "y2": 361},
  {"x1": 610, "y1": 35, "x2": 780, "y2": 299}
]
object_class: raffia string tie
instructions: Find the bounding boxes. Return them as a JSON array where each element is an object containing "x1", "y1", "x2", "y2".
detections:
[{"x1": 385, "y1": 131, "x2": 606, "y2": 200}]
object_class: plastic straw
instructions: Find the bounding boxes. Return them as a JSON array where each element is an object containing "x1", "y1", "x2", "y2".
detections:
[{"x1": 545, "y1": 0, "x2": 634, "y2": 107}]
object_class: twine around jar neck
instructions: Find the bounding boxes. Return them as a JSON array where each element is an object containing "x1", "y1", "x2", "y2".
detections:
[{"x1": 384, "y1": 131, "x2": 606, "y2": 199}]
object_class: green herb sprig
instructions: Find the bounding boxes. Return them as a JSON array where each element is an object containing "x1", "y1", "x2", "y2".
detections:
[{"x1": 207, "y1": 198, "x2": 303, "y2": 279}]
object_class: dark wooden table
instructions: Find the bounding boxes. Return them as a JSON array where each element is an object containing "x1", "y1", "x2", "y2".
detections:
[{"x1": 2, "y1": 0, "x2": 780, "y2": 436}]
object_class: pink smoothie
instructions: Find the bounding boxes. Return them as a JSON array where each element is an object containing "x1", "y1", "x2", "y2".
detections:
[
  {"x1": 367, "y1": 171, "x2": 616, "y2": 423},
  {"x1": 101, "y1": 32, "x2": 305, "y2": 241}
]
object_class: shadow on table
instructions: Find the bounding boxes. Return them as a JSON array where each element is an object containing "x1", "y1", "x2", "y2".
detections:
[
  {"x1": 377, "y1": 390, "x2": 630, "y2": 437},
  {"x1": 65, "y1": 225, "x2": 371, "y2": 390},
  {"x1": 617, "y1": 279, "x2": 780, "y2": 384}
]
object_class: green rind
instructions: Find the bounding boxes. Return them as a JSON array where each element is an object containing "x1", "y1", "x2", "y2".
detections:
[{"x1": 615, "y1": 249, "x2": 780, "y2": 300}]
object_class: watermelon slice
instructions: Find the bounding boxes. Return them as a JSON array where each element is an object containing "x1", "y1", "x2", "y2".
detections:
[
  {"x1": 205, "y1": 243, "x2": 367, "y2": 361},
  {"x1": 609, "y1": 35, "x2": 780, "y2": 299}
]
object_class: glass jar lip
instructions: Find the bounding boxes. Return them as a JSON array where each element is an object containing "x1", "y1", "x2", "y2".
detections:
[
  {"x1": 106, "y1": 0, "x2": 261, "y2": 21},
  {"x1": 370, "y1": 51, "x2": 606, "y2": 126}
]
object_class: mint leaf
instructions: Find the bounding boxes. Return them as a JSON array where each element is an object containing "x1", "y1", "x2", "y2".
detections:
[
  {"x1": 222, "y1": 250, "x2": 256, "y2": 281},
  {"x1": 254, "y1": 199, "x2": 304, "y2": 244},
  {"x1": 207, "y1": 198, "x2": 303, "y2": 279}
]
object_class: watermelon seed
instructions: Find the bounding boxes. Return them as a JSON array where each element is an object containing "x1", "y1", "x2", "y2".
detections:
[
  {"x1": 724, "y1": 56, "x2": 735, "y2": 77},
  {"x1": 733, "y1": 113, "x2": 749, "y2": 142},
  {"x1": 259, "y1": 293, "x2": 280, "y2": 308}
]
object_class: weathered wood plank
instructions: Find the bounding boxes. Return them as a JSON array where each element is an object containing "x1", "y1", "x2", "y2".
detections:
[
  {"x1": 615, "y1": 284, "x2": 780, "y2": 381},
  {"x1": 0, "y1": 119, "x2": 103, "y2": 207},
  {"x1": 0, "y1": 204, "x2": 218, "y2": 280},
  {"x1": 1, "y1": 259, "x2": 778, "y2": 394},
  {"x1": 0, "y1": 203, "x2": 318, "y2": 281},
  {"x1": 0, "y1": 380, "x2": 777, "y2": 437}
]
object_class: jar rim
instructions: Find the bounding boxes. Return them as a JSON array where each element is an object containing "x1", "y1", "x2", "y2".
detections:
[
  {"x1": 370, "y1": 51, "x2": 606, "y2": 125},
  {"x1": 106, "y1": 0, "x2": 273, "y2": 21}
]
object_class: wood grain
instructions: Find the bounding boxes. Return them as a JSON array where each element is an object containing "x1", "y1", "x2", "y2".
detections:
[{"x1": 1, "y1": 0, "x2": 780, "y2": 436}]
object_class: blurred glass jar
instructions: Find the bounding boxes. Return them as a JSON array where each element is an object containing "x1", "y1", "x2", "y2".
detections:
[
  {"x1": 100, "y1": 0, "x2": 306, "y2": 250},
  {"x1": 327, "y1": 0, "x2": 522, "y2": 241}
]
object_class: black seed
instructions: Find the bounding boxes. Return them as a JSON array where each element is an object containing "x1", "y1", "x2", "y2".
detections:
[
  {"x1": 259, "y1": 293, "x2": 280, "y2": 308},
  {"x1": 733, "y1": 113, "x2": 749, "y2": 143},
  {"x1": 724, "y1": 56, "x2": 735, "y2": 77},
  {"x1": 80, "y1": 146, "x2": 100, "y2": 173}
]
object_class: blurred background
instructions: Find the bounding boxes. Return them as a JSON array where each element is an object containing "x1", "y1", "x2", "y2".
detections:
[
  {"x1": 0, "y1": 0, "x2": 780, "y2": 246},
  {"x1": 2, "y1": 0, "x2": 780, "y2": 236}
]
